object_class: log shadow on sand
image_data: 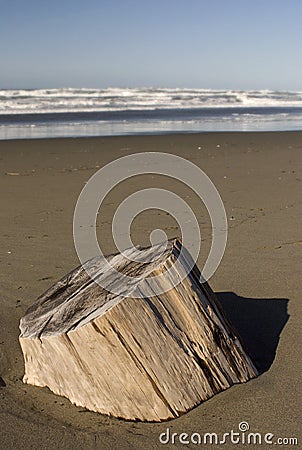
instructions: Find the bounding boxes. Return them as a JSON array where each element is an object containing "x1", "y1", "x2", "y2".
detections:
[{"x1": 216, "y1": 292, "x2": 289, "y2": 374}]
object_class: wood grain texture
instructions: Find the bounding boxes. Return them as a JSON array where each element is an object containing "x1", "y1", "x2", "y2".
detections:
[{"x1": 19, "y1": 239, "x2": 258, "y2": 421}]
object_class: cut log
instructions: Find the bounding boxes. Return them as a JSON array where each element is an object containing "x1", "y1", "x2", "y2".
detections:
[{"x1": 19, "y1": 238, "x2": 258, "y2": 421}]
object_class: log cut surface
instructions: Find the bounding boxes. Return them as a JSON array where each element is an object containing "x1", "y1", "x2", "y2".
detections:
[{"x1": 19, "y1": 239, "x2": 258, "y2": 421}]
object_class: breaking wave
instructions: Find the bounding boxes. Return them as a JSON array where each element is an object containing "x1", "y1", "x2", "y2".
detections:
[{"x1": 1, "y1": 87, "x2": 302, "y2": 115}]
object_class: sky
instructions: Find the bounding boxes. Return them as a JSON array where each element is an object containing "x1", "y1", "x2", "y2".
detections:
[{"x1": 0, "y1": 0, "x2": 301, "y2": 90}]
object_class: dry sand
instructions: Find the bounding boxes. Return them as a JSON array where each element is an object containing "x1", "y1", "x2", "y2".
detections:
[{"x1": 0, "y1": 132, "x2": 301, "y2": 449}]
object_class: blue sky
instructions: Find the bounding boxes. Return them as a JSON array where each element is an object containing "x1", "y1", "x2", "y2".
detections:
[{"x1": 0, "y1": 0, "x2": 301, "y2": 89}]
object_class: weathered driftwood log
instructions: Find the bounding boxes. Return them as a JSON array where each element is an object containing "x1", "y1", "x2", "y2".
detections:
[{"x1": 19, "y1": 239, "x2": 257, "y2": 421}]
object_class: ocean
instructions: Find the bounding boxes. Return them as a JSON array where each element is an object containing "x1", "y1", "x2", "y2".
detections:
[{"x1": 1, "y1": 88, "x2": 302, "y2": 140}]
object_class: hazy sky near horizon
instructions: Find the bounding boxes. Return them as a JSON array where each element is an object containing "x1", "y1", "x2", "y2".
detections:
[{"x1": 1, "y1": 0, "x2": 301, "y2": 90}]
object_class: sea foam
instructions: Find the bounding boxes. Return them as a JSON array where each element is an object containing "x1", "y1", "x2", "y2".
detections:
[{"x1": 1, "y1": 88, "x2": 302, "y2": 115}]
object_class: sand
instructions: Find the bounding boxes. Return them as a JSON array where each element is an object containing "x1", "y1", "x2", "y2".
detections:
[{"x1": 0, "y1": 132, "x2": 301, "y2": 449}]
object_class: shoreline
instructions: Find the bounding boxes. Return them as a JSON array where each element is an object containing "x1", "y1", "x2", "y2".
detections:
[
  {"x1": 0, "y1": 131, "x2": 301, "y2": 449},
  {"x1": 1, "y1": 128, "x2": 302, "y2": 143}
]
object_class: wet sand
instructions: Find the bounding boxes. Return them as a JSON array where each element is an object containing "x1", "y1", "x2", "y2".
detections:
[{"x1": 0, "y1": 132, "x2": 301, "y2": 449}]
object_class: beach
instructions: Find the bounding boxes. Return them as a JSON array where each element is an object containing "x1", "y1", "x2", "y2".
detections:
[{"x1": 0, "y1": 131, "x2": 301, "y2": 449}]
